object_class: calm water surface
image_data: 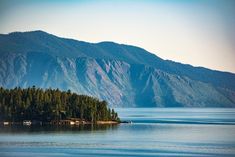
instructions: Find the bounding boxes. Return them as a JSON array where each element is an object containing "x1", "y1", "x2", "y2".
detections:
[{"x1": 0, "y1": 108, "x2": 235, "y2": 157}]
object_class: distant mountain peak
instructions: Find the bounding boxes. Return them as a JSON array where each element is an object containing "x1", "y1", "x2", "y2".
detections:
[{"x1": 6, "y1": 30, "x2": 47, "y2": 35}]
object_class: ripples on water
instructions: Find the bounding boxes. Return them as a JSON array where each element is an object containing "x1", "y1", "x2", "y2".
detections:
[{"x1": 0, "y1": 108, "x2": 235, "y2": 157}]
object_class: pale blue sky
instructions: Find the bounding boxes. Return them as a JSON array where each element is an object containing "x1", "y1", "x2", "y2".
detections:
[{"x1": 0, "y1": 0, "x2": 235, "y2": 73}]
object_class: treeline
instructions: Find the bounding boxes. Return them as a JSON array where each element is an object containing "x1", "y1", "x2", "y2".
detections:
[{"x1": 0, "y1": 86, "x2": 119, "y2": 123}]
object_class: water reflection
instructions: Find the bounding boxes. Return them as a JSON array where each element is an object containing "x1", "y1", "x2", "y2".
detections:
[{"x1": 0, "y1": 124, "x2": 118, "y2": 134}]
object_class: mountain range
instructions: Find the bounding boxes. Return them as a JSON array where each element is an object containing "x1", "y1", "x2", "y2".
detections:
[{"x1": 0, "y1": 30, "x2": 235, "y2": 107}]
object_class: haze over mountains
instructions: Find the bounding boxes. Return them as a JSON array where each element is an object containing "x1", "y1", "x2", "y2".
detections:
[{"x1": 0, "y1": 31, "x2": 235, "y2": 107}]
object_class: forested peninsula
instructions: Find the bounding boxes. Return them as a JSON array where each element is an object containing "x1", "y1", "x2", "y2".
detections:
[{"x1": 0, "y1": 86, "x2": 120, "y2": 125}]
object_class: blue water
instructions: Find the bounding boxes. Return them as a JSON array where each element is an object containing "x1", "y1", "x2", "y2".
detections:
[{"x1": 0, "y1": 108, "x2": 235, "y2": 157}]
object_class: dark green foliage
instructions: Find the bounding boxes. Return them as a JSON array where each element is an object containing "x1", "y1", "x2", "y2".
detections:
[{"x1": 0, "y1": 86, "x2": 119, "y2": 122}]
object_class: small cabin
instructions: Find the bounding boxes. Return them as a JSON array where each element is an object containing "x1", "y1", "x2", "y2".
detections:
[
  {"x1": 75, "y1": 121, "x2": 80, "y2": 125},
  {"x1": 51, "y1": 120, "x2": 75, "y2": 125},
  {"x1": 23, "y1": 120, "x2": 32, "y2": 126},
  {"x1": 69, "y1": 118, "x2": 81, "y2": 125},
  {"x1": 70, "y1": 121, "x2": 75, "y2": 125},
  {"x1": 3, "y1": 121, "x2": 9, "y2": 125}
]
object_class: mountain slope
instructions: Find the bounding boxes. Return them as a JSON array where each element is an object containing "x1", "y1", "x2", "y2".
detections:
[{"x1": 0, "y1": 31, "x2": 234, "y2": 107}]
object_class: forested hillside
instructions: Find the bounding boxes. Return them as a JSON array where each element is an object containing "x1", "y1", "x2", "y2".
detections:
[{"x1": 0, "y1": 86, "x2": 119, "y2": 123}]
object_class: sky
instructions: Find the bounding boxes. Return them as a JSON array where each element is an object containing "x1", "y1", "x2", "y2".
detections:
[{"x1": 0, "y1": 0, "x2": 235, "y2": 73}]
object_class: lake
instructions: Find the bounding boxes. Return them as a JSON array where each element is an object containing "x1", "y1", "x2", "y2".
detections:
[{"x1": 0, "y1": 108, "x2": 235, "y2": 157}]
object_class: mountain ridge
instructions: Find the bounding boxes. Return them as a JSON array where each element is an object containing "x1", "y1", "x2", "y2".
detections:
[
  {"x1": 0, "y1": 30, "x2": 234, "y2": 107},
  {"x1": 2, "y1": 30, "x2": 234, "y2": 74}
]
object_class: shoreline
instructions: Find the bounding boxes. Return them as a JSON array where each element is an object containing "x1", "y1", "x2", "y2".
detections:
[
  {"x1": 0, "y1": 120, "x2": 122, "y2": 126},
  {"x1": 96, "y1": 120, "x2": 119, "y2": 124}
]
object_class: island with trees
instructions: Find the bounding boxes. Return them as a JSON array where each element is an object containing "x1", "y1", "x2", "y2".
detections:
[{"x1": 0, "y1": 86, "x2": 120, "y2": 126}]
